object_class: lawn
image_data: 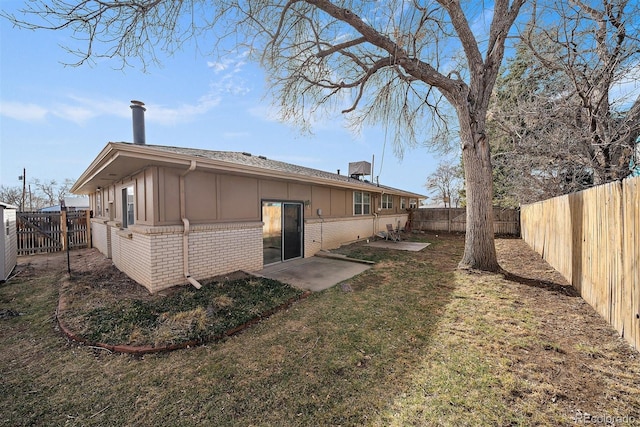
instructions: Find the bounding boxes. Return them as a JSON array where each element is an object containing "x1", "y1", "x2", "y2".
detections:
[{"x1": 1, "y1": 233, "x2": 638, "y2": 426}]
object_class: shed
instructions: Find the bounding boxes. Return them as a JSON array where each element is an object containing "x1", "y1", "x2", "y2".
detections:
[{"x1": 0, "y1": 202, "x2": 18, "y2": 282}]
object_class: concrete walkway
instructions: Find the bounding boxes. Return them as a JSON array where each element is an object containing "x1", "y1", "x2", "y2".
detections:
[
  {"x1": 366, "y1": 241, "x2": 431, "y2": 251},
  {"x1": 255, "y1": 257, "x2": 371, "y2": 292}
]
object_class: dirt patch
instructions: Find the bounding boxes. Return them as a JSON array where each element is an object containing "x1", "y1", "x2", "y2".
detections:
[{"x1": 495, "y1": 238, "x2": 639, "y2": 421}]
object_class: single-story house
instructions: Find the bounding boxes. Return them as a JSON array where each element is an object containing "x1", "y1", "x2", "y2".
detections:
[
  {"x1": 70, "y1": 103, "x2": 424, "y2": 293},
  {"x1": 1, "y1": 202, "x2": 18, "y2": 282}
]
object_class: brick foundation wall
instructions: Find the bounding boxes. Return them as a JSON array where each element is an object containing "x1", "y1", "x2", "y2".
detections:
[
  {"x1": 187, "y1": 224, "x2": 263, "y2": 280},
  {"x1": 91, "y1": 219, "x2": 109, "y2": 257},
  {"x1": 91, "y1": 214, "x2": 406, "y2": 293},
  {"x1": 304, "y1": 214, "x2": 408, "y2": 256},
  {"x1": 106, "y1": 222, "x2": 263, "y2": 293}
]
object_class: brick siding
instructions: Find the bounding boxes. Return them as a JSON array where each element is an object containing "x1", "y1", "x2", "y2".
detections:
[
  {"x1": 100, "y1": 222, "x2": 262, "y2": 293},
  {"x1": 304, "y1": 214, "x2": 408, "y2": 255}
]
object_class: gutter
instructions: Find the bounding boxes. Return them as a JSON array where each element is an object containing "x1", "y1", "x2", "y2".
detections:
[{"x1": 180, "y1": 160, "x2": 202, "y2": 289}]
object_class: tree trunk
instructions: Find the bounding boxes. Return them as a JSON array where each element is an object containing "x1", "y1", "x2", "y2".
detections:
[{"x1": 457, "y1": 108, "x2": 500, "y2": 272}]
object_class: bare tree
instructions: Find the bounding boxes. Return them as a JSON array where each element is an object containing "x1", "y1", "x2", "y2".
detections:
[
  {"x1": 524, "y1": 0, "x2": 640, "y2": 185},
  {"x1": 2, "y1": 1, "x2": 527, "y2": 271},
  {"x1": 0, "y1": 186, "x2": 22, "y2": 207},
  {"x1": 425, "y1": 162, "x2": 463, "y2": 208},
  {"x1": 32, "y1": 179, "x2": 59, "y2": 207},
  {"x1": 1, "y1": 179, "x2": 75, "y2": 210}
]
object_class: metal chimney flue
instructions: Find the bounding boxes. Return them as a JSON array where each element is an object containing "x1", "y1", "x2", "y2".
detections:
[{"x1": 130, "y1": 100, "x2": 146, "y2": 145}]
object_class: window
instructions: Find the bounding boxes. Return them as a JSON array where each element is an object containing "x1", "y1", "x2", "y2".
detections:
[
  {"x1": 353, "y1": 191, "x2": 371, "y2": 215},
  {"x1": 122, "y1": 186, "x2": 135, "y2": 228},
  {"x1": 382, "y1": 194, "x2": 393, "y2": 209},
  {"x1": 400, "y1": 198, "x2": 406, "y2": 209},
  {"x1": 409, "y1": 199, "x2": 418, "y2": 209},
  {"x1": 96, "y1": 191, "x2": 102, "y2": 217}
]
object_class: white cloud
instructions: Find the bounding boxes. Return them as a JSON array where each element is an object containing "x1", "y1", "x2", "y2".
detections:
[
  {"x1": 207, "y1": 59, "x2": 233, "y2": 72},
  {"x1": 611, "y1": 64, "x2": 640, "y2": 108},
  {"x1": 51, "y1": 104, "x2": 98, "y2": 124},
  {"x1": 0, "y1": 101, "x2": 48, "y2": 121},
  {"x1": 146, "y1": 94, "x2": 221, "y2": 125},
  {"x1": 43, "y1": 97, "x2": 129, "y2": 125},
  {"x1": 0, "y1": 94, "x2": 222, "y2": 126},
  {"x1": 2, "y1": 52, "x2": 252, "y2": 127},
  {"x1": 207, "y1": 51, "x2": 250, "y2": 74}
]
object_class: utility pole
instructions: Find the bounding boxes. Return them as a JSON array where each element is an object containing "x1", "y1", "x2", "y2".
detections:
[{"x1": 18, "y1": 168, "x2": 26, "y2": 211}]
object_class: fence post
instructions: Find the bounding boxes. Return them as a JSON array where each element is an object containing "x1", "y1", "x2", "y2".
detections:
[
  {"x1": 85, "y1": 209, "x2": 92, "y2": 249},
  {"x1": 61, "y1": 209, "x2": 68, "y2": 251}
]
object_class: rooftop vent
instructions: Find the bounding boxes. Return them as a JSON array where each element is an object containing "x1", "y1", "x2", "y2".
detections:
[{"x1": 130, "y1": 100, "x2": 146, "y2": 145}]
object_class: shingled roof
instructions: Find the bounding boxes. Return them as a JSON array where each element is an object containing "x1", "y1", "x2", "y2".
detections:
[
  {"x1": 141, "y1": 143, "x2": 422, "y2": 197},
  {"x1": 72, "y1": 141, "x2": 424, "y2": 198}
]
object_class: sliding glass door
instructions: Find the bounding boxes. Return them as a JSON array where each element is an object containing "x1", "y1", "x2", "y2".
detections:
[{"x1": 262, "y1": 201, "x2": 303, "y2": 265}]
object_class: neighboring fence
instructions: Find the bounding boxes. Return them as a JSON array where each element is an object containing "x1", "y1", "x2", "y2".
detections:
[
  {"x1": 410, "y1": 207, "x2": 520, "y2": 235},
  {"x1": 17, "y1": 210, "x2": 92, "y2": 255},
  {"x1": 521, "y1": 176, "x2": 639, "y2": 351}
]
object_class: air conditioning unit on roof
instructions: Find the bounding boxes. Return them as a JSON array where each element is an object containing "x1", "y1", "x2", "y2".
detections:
[{"x1": 348, "y1": 161, "x2": 371, "y2": 180}]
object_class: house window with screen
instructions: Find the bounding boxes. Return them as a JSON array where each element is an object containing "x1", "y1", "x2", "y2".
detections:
[
  {"x1": 400, "y1": 198, "x2": 406, "y2": 209},
  {"x1": 353, "y1": 191, "x2": 371, "y2": 215},
  {"x1": 122, "y1": 186, "x2": 135, "y2": 228},
  {"x1": 409, "y1": 199, "x2": 418, "y2": 209},
  {"x1": 382, "y1": 194, "x2": 393, "y2": 209}
]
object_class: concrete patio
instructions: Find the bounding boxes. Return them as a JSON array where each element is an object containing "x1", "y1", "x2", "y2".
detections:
[{"x1": 255, "y1": 256, "x2": 371, "y2": 292}]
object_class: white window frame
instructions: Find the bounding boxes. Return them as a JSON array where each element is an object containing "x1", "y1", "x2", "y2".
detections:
[
  {"x1": 122, "y1": 186, "x2": 135, "y2": 228},
  {"x1": 400, "y1": 198, "x2": 406, "y2": 209},
  {"x1": 409, "y1": 198, "x2": 418, "y2": 209},
  {"x1": 353, "y1": 191, "x2": 371, "y2": 215},
  {"x1": 382, "y1": 194, "x2": 393, "y2": 209}
]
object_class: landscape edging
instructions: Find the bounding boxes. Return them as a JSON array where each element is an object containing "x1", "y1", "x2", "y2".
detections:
[{"x1": 56, "y1": 281, "x2": 312, "y2": 355}]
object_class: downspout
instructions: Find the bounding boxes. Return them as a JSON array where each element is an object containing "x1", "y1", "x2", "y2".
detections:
[{"x1": 180, "y1": 160, "x2": 202, "y2": 289}]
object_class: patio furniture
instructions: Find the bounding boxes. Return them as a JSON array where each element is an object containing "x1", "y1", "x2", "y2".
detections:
[{"x1": 386, "y1": 223, "x2": 401, "y2": 242}]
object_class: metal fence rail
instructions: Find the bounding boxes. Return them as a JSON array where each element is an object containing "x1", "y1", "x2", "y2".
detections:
[{"x1": 17, "y1": 210, "x2": 91, "y2": 255}]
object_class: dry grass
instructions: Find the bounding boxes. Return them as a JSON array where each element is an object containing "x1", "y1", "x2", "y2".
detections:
[
  {"x1": 1, "y1": 234, "x2": 639, "y2": 426},
  {"x1": 58, "y1": 272, "x2": 303, "y2": 347}
]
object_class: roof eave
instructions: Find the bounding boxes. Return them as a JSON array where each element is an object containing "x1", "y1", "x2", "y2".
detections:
[{"x1": 72, "y1": 142, "x2": 426, "y2": 198}]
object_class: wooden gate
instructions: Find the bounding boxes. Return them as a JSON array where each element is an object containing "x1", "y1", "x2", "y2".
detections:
[{"x1": 17, "y1": 210, "x2": 91, "y2": 255}]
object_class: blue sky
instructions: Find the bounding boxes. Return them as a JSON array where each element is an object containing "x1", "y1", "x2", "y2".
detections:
[{"x1": 0, "y1": 2, "x2": 452, "y2": 199}]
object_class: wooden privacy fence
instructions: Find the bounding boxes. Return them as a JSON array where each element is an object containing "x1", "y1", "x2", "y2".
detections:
[
  {"x1": 521, "y1": 176, "x2": 639, "y2": 351},
  {"x1": 17, "y1": 210, "x2": 92, "y2": 255},
  {"x1": 410, "y1": 207, "x2": 520, "y2": 235}
]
